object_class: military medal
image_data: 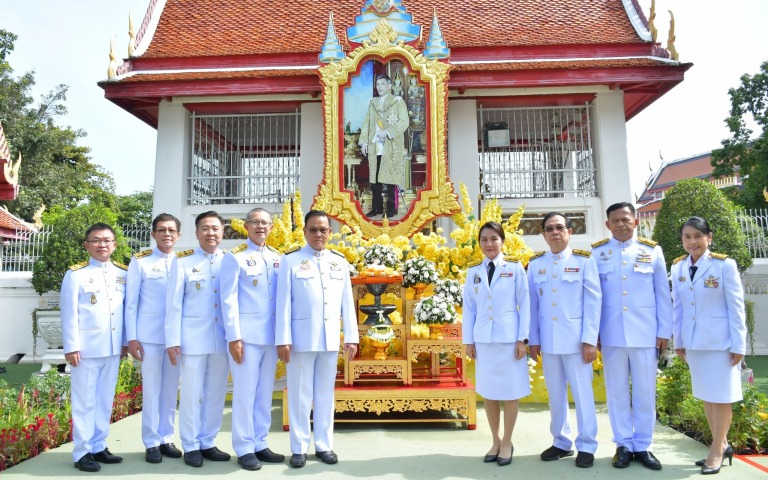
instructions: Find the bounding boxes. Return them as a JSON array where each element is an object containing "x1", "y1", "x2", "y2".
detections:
[
  {"x1": 538, "y1": 268, "x2": 546, "y2": 275},
  {"x1": 300, "y1": 260, "x2": 310, "y2": 270},
  {"x1": 90, "y1": 293, "x2": 97, "y2": 304},
  {"x1": 253, "y1": 279, "x2": 258, "y2": 286},
  {"x1": 274, "y1": 262, "x2": 279, "y2": 268},
  {"x1": 192, "y1": 267, "x2": 200, "y2": 273},
  {"x1": 473, "y1": 273, "x2": 480, "y2": 284},
  {"x1": 678, "y1": 276, "x2": 686, "y2": 282},
  {"x1": 564, "y1": 267, "x2": 580, "y2": 273},
  {"x1": 704, "y1": 275, "x2": 720, "y2": 288},
  {"x1": 196, "y1": 282, "x2": 200, "y2": 290},
  {"x1": 89, "y1": 278, "x2": 94, "y2": 283},
  {"x1": 152, "y1": 265, "x2": 162, "y2": 272}
]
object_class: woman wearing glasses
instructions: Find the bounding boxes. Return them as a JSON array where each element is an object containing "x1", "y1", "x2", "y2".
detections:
[
  {"x1": 462, "y1": 221, "x2": 530, "y2": 466},
  {"x1": 671, "y1": 217, "x2": 746, "y2": 475}
]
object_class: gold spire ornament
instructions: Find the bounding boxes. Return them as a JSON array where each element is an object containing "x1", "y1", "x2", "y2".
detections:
[
  {"x1": 762, "y1": 186, "x2": 768, "y2": 202},
  {"x1": 128, "y1": 13, "x2": 136, "y2": 56},
  {"x1": 666, "y1": 11, "x2": 679, "y2": 61},
  {"x1": 648, "y1": 0, "x2": 657, "y2": 43},
  {"x1": 107, "y1": 36, "x2": 118, "y2": 79}
]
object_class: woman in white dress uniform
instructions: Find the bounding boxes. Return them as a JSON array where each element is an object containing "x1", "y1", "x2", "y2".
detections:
[
  {"x1": 463, "y1": 222, "x2": 530, "y2": 466},
  {"x1": 671, "y1": 217, "x2": 746, "y2": 475}
]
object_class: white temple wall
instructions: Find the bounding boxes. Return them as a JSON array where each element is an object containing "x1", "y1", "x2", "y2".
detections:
[{"x1": 0, "y1": 272, "x2": 47, "y2": 362}]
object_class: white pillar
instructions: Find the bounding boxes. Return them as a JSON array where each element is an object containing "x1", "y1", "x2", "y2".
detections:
[
  {"x1": 443, "y1": 99, "x2": 479, "y2": 238},
  {"x1": 300, "y1": 103, "x2": 323, "y2": 216},
  {"x1": 153, "y1": 100, "x2": 191, "y2": 237}
]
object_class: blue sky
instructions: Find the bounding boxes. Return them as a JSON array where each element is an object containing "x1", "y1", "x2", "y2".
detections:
[{"x1": 3, "y1": 0, "x2": 768, "y2": 198}]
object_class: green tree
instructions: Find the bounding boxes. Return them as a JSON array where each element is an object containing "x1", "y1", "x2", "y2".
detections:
[
  {"x1": 711, "y1": 60, "x2": 768, "y2": 209},
  {"x1": 0, "y1": 30, "x2": 117, "y2": 221},
  {"x1": 116, "y1": 189, "x2": 153, "y2": 227},
  {"x1": 653, "y1": 178, "x2": 752, "y2": 273}
]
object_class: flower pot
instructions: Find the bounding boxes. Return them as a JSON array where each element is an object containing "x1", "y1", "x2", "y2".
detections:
[
  {"x1": 412, "y1": 283, "x2": 427, "y2": 300},
  {"x1": 370, "y1": 339, "x2": 390, "y2": 360},
  {"x1": 35, "y1": 310, "x2": 67, "y2": 374}
]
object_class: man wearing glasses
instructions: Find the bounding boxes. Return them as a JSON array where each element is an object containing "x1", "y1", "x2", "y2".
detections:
[
  {"x1": 125, "y1": 213, "x2": 183, "y2": 464},
  {"x1": 61, "y1": 223, "x2": 127, "y2": 472},
  {"x1": 275, "y1": 210, "x2": 359, "y2": 468},
  {"x1": 165, "y1": 211, "x2": 231, "y2": 467},
  {"x1": 592, "y1": 202, "x2": 670, "y2": 470},
  {"x1": 220, "y1": 208, "x2": 285, "y2": 471},
  {"x1": 528, "y1": 212, "x2": 601, "y2": 468}
]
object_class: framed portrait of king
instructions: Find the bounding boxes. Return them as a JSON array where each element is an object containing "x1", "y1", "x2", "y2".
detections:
[{"x1": 313, "y1": 20, "x2": 460, "y2": 238}]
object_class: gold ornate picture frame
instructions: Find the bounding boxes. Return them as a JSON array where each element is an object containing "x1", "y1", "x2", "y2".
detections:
[{"x1": 313, "y1": 20, "x2": 460, "y2": 238}]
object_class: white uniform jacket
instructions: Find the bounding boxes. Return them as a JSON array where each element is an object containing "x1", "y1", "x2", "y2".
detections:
[
  {"x1": 275, "y1": 245, "x2": 359, "y2": 352},
  {"x1": 671, "y1": 251, "x2": 746, "y2": 354},
  {"x1": 61, "y1": 258, "x2": 127, "y2": 357},
  {"x1": 125, "y1": 249, "x2": 174, "y2": 344},
  {"x1": 165, "y1": 247, "x2": 227, "y2": 355},
  {"x1": 462, "y1": 255, "x2": 530, "y2": 345},
  {"x1": 221, "y1": 240, "x2": 281, "y2": 346},
  {"x1": 528, "y1": 248, "x2": 601, "y2": 354},
  {"x1": 593, "y1": 237, "x2": 672, "y2": 348}
]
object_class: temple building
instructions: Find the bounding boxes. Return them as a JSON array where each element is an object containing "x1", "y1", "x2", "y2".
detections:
[{"x1": 100, "y1": 0, "x2": 689, "y2": 247}]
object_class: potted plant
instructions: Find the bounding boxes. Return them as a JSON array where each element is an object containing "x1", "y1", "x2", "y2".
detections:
[
  {"x1": 412, "y1": 294, "x2": 458, "y2": 339},
  {"x1": 401, "y1": 256, "x2": 439, "y2": 299},
  {"x1": 30, "y1": 204, "x2": 130, "y2": 371}
]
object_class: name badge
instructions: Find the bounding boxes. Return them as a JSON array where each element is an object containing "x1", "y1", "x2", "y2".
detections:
[{"x1": 564, "y1": 267, "x2": 580, "y2": 273}]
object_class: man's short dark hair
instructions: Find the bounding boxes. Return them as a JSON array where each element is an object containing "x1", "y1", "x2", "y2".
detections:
[
  {"x1": 152, "y1": 213, "x2": 181, "y2": 231},
  {"x1": 195, "y1": 211, "x2": 224, "y2": 229},
  {"x1": 375, "y1": 74, "x2": 392, "y2": 84},
  {"x1": 84, "y1": 223, "x2": 116, "y2": 241},
  {"x1": 304, "y1": 210, "x2": 329, "y2": 225},
  {"x1": 541, "y1": 212, "x2": 572, "y2": 230},
  {"x1": 605, "y1": 202, "x2": 636, "y2": 217},
  {"x1": 245, "y1": 208, "x2": 271, "y2": 222}
]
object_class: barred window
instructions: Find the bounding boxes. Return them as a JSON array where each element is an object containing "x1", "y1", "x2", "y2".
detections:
[
  {"x1": 189, "y1": 112, "x2": 301, "y2": 205},
  {"x1": 477, "y1": 104, "x2": 596, "y2": 199}
]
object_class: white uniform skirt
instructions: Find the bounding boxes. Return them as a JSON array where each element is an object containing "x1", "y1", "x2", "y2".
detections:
[
  {"x1": 475, "y1": 342, "x2": 531, "y2": 401},
  {"x1": 686, "y1": 350, "x2": 743, "y2": 403}
]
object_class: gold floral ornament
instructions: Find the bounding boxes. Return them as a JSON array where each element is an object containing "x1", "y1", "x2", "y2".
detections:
[{"x1": 314, "y1": 18, "x2": 460, "y2": 239}]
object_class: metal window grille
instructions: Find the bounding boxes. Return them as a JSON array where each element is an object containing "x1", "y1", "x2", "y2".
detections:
[
  {"x1": 477, "y1": 104, "x2": 596, "y2": 199},
  {"x1": 189, "y1": 112, "x2": 301, "y2": 205}
]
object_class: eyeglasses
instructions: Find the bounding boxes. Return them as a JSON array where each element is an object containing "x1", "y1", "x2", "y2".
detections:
[
  {"x1": 307, "y1": 227, "x2": 331, "y2": 235},
  {"x1": 198, "y1": 226, "x2": 221, "y2": 233},
  {"x1": 246, "y1": 220, "x2": 272, "y2": 227},
  {"x1": 543, "y1": 225, "x2": 567, "y2": 233},
  {"x1": 154, "y1": 228, "x2": 178, "y2": 235},
  {"x1": 85, "y1": 238, "x2": 115, "y2": 245}
]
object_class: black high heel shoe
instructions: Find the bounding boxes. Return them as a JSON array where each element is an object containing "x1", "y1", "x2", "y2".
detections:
[
  {"x1": 497, "y1": 445, "x2": 513, "y2": 466},
  {"x1": 695, "y1": 445, "x2": 733, "y2": 467}
]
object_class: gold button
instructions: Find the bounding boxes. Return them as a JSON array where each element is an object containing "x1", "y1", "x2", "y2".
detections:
[
  {"x1": 552, "y1": 302, "x2": 556, "y2": 307},
  {"x1": 623, "y1": 306, "x2": 628, "y2": 311},
  {"x1": 552, "y1": 288, "x2": 557, "y2": 292},
  {"x1": 489, "y1": 306, "x2": 493, "y2": 310},
  {"x1": 622, "y1": 275, "x2": 627, "y2": 280},
  {"x1": 552, "y1": 316, "x2": 557, "y2": 321},
  {"x1": 489, "y1": 316, "x2": 493, "y2": 321},
  {"x1": 553, "y1": 274, "x2": 557, "y2": 278},
  {"x1": 622, "y1": 291, "x2": 627, "y2": 295},
  {"x1": 554, "y1": 261, "x2": 559, "y2": 265},
  {"x1": 622, "y1": 261, "x2": 627, "y2": 265}
]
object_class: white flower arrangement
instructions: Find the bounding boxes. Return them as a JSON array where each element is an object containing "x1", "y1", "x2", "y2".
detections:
[
  {"x1": 433, "y1": 278, "x2": 463, "y2": 306},
  {"x1": 401, "y1": 256, "x2": 439, "y2": 287},
  {"x1": 366, "y1": 324, "x2": 395, "y2": 343},
  {"x1": 362, "y1": 244, "x2": 401, "y2": 269},
  {"x1": 413, "y1": 294, "x2": 458, "y2": 325}
]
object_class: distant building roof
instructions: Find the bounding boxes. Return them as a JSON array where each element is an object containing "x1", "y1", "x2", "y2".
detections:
[{"x1": 0, "y1": 207, "x2": 37, "y2": 240}]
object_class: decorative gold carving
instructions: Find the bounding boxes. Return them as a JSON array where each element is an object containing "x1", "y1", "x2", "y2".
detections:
[
  {"x1": 648, "y1": 0, "x2": 657, "y2": 43},
  {"x1": 335, "y1": 397, "x2": 468, "y2": 417},
  {"x1": 107, "y1": 36, "x2": 118, "y2": 79},
  {"x1": 314, "y1": 18, "x2": 460, "y2": 238},
  {"x1": 352, "y1": 363, "x2": 405, "y2": 379},
  {"x1": 666, "y1": 11, "x2": 679, "y2": 61},
  {"x1": 128, "y1": 13, "x2": 136, "y2": 56},
  {"x1": 408, "y1": 342, "x2": 463, "y2": 362}
]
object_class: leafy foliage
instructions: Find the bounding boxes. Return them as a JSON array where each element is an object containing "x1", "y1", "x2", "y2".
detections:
[
  {"x1": 711, "y1": 60, "x2": 768, "y2": 209},
  {"x1": 652, "y1": 178, "x2": 752, "y2": 273},
  {"x1": 116, "y1": 190, "x2": 153, "y2": 227}
]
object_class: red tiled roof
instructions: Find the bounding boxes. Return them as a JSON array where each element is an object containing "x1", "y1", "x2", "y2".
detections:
[
  {"x1": 141, "y1": 0, "x2": 644, "y2": 58},
  {"x1": 0, "y1": 208, "x2": 35, "y2": 234},
  {"x1": 653, "y1": 154, "x2": 713, "y2": 187}
]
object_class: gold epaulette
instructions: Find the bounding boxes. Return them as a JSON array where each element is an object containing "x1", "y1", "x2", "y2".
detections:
[
  {"x1": 230, "y1": 243, "x2": 247, "y2": 254},
  {"x1": 710, "y1": 252, "x2": 729, "y2": 260},
  {"x1": 69, "y1": 260, "x2": 88, "y2": 271},
  {"x1": 176, "y1": 249, "x2": 194, "y2": 258},
  {"x1": 672, "y1": 255, "x2": 687, "y2": 265},
  {"x1": 267, "y1": 245, "x2": 280, "y2": 255},
  {"x1": 637, "y1": 237, "x2": 658, "y2": 247},
  {"x1": 467, "y1": 259, "x2": 482, "y2": 268},
  {"x1": 285, "y1": 247, "x2": 300, "y2": 255},
  {"x1": 133, "y1": 249, "x2": 153, "y2": 259},
  {"x1": 330, "y1": 249, "x2": 345, "y2": 258},
  {"x1": 591, "y1": 238, "x2": 609, "y2": 248},
  {"x1": 573, "y1": 249, "x2": 591, "y2": 258},
  {"x1": 504, "y1": 255, "x2": 519, "y2": 263},
  {"x1": 113, "y1": 261, "x2": 128, "y2": 271},
  {"x1": 529, "y1": 251, "x2": 545, "y2": 261}
]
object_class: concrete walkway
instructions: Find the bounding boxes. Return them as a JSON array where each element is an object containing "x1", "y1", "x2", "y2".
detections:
[{"x1": 4, "y1": 402, "x2": 767, "y2": 478}]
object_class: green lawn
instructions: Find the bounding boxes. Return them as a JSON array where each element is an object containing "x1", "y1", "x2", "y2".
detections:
[
  {"x1": 0, "y1": 363, "x2": 42, "y2": 389},
  {"x1": 745, "y1": 355, "x2": 768, "y2": 395}
]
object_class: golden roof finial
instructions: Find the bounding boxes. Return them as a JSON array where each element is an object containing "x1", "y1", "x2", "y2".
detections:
[
  {"x1": 666, "y1": 10, "x2": 679, "y2": 61},
  {"x1": 128, "y1": 13, "x2": 136, "y2": 56},
  {"x1": 648, "y1": 0, "x2": 658, "y2": 43},
  {"x1": 762, "y1": 187, "x2": 768, "y2": 202},
  {"x1": 32, "y1": 204, "x2": 46, "y2": 229},
  {"x1": 107, "y1": 35, "x2": 118, "y2": 79}
]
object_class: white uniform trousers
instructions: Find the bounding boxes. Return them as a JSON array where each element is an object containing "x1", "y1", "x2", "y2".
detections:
[
  {"x1": 178, "y1": 353, "x2": 229, "y2": 452},
  {"x1": 286, "y1": 351, "x2": 337, "y2": 454},
  {"x1": 70, "y1": 356, "x2": 120, "y2": 461},
  {"x1": 542, "y1": 352, "x2": 598, "y2": 454},
  {"x1": 229, "y1": 343, "x2": 278, "y2": 457},
  {"x1": 140, "y1": 342, "x2": 180, "y2": 448},
  {"x1": 602, "y1": 346, "x2": 657, "y2": 452}
]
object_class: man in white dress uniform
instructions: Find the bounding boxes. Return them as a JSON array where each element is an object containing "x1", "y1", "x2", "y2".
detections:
[
  {"x1": 592, "y1": 202, "x2": 670, "y2": 470},
  {"x1": 528, "y1": 212, "x2": 601, "y2": 468},
  {"x1": 275, "y1": 210, "x2": 359, "y2": 468},
  {"x1": 165, "y1": 211, "x2": 231, "y2": 467},
  {"x1": 61, "y1": 223, "x2": 127, "y2": 472},
  {"x1": 125, "y1": 213, "x2": 183, "y2": 464},
  {"x1": 220, "y1": 208, "x2": 285, "y2": 470}
]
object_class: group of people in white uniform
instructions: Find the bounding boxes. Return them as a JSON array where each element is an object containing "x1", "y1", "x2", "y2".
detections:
[
  {"x1": 462, "y1": 203, "x2": 746, "y2": 476},
  {"x1": 60, "y1": 203, "x2": 745, "y2": 477}
]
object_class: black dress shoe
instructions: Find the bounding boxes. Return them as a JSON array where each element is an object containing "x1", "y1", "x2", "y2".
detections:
[
  {"x1": 290, "y1": 453, "x2": 307, "y2": 468},
  {"x1": 237, "y1": 453, "x2": 262, "y2": 471},
  {"x1": 483, "y1": 453, "x2": 498, "y2": 463},
  {"x1": 612, "y1": 446, "x2": 631, "y2": 468},
  {"x1": 540, "y1": 445, "x2": 574, "y2": 461},
  {"x1": 74, "y1": 453, "x2": 101, "y2": 472},
  {"x1": 575, "y1": 452, "x2": 594, "y2": 468},
  {"x1": 255, "y1": 448, "x2": 285, "y2": 463},
  {"x1": 145, "y1": 447, "x2": 162, "y2": 464},
  {"x1": 201, "y1": 446, "x2": 231, "y2": 461},
  {"x1": 93, "y1": 448, "x2": 123, "y2": 464},
  {"x1": 366, "y1": 209, "x2": 383, "y2": 217},
  {"x1": 184, "y1": 450, "x2": 203, "y2": 467},
  {"x1": 159, "y1": 442, "x2": 182, "y2": 458},
  {"x1": 497, "y1": 446, "x2": 513, "y2": 466},
  {"x1": 385, "y1": 210, "x2": 397, "y2": 218},
  {"x1": 634, "y1": 451, "x2": 662, "y2": 470},
  {"x1": 315, "y1": 450, "x2": 338, "y2": 464}
]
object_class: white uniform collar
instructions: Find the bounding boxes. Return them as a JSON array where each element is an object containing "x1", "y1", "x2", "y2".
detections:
[
  {"x1": 548, "y1": 247, "x2": 571, "y2": 259},
  {"x1": 302, "y1": 244, "x2": 325, "y2": 257},
  {"x1": 195, "y1": 246, "x2": 220, "y2": 258},
  {"x1": 89, "y1": 257, "x2": 111, "y2": 268},
  {"x1": 485, "y1": 253, "x2": 503, "y2": 268},
  {"x1": 247, "y1": 238, "x2": 267, "y2": 252},
  {"x1": 611, "y1": 237, "x2": 635, "y2": 248}
]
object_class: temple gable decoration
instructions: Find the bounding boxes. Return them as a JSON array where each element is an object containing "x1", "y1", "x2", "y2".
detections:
[
  {"x1": 313, "y1": 1, "x2": 460, "y2": 238},
  {"x1": 0, "y1": 122, "x2": 21, "y2": 201}
]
